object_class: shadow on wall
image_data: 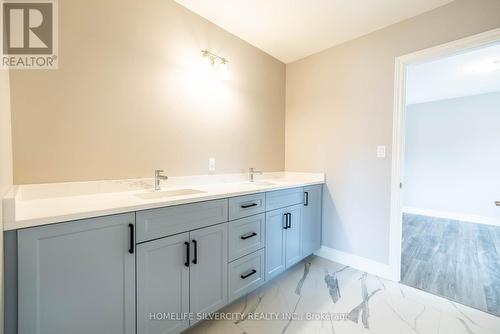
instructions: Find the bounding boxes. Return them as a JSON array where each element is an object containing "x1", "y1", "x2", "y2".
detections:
[{"x1": 321, "y1": 185, "x2": 352, "y2": 252}]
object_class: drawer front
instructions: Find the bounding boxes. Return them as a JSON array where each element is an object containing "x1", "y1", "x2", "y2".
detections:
[
  {"x1": 266, "y1": 187, "x2": 304, "y2": 211},
  {"x1": 228, "y1": 249, "x2": 265, "y2": 303},
  {"x1": 136, "y1": 199, "x2": 228, "y2": 243},
  {"x1": 228, "y1": 193, "x2": 265, "y2": 221},
  {"x1": 228, "y1": 214, "x2": 265, "y2": 261}
]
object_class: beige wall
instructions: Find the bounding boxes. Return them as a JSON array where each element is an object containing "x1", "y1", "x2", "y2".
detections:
[
  {"x1": 0, "y1": 70, "x2": 12, "y2": 196},
  {"x1": 286, "y1": 0, "x2": 500, "y2": 263},
  {"x1": 10, "y1": 0, "x2": 285, "y2": 184}
]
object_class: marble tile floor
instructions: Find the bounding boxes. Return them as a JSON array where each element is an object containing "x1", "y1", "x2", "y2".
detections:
[
  {"x1": 401, "y1": 213, "x2": 500, "y2": 316},
  {"x1": 185, "y1": 256, "x2": 500, "y2": 334}
]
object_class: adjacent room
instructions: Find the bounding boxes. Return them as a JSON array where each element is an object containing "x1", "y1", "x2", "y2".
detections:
[
  {"x1": 401, "y1": 42, "x2": 500, "y2": 316},
  {"x1": 1, "y1": 1, "x2": 500, "y2": 334}
]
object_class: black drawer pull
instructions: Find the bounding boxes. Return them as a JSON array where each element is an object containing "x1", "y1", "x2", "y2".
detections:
[
  {"x1": 287, "y1": 213, "x2": 292, "y2": 229},
  {"x1": 241, "y1": 203, "x2": 258, "y2": 209},
  {"x1": 128, "y1": 224, "x2": 134, "y2": 254},
  {"x1": 240, "y1": 232, "x2": 257, "y2": 240},
  {"x1": 192, "y1": 240, "x2": 198, "y2": 264},
  {"x1": 184, "y1": 242, "x2": 190, "y2": 267},
  {"x1": 240, "y1": 269, "x2": 257, "y2": 279},
  {"x1": 283, "y1": 213, "x2": 288, "y2": 229},
  {"x1": 304, "y1": 191, "x2": 309, "y2": 206}
]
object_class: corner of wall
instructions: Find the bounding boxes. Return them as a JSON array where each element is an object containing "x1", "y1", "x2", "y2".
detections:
[
  {"x1": 315, "y1": 246, "x2": 397, "y2": 281},
  {"x1": 0, "y1": 67, "x2": 13, "y2": 334}
]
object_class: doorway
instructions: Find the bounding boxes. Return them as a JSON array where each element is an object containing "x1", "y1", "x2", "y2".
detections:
[{"x1": 389, "y1": 28, "x2": 500, "y2": 316}]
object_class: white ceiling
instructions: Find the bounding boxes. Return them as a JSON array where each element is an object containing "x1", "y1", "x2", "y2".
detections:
[
  {"x1": 175, "y1": 0, "x2": 453, "y2": 63},
  {"x1": 407, "y1": 42, "x2": 500, "y2": 105}
]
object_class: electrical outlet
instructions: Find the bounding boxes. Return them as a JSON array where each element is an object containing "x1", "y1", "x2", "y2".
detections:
[
  {"x1": 377, "y1": 145, "x2": 386, "y2": 158},
  {"x1": 208, "y1": 158, "x2": 216, "y2": 172}
]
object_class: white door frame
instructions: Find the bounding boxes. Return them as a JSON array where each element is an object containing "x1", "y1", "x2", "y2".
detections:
[{"x1": 389, "y1": 27, "x2": 500, "y2": 282}]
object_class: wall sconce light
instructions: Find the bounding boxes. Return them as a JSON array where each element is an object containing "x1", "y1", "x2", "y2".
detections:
[{"x1": 201, "y1": 50, "x2": 229, "y2": 80}]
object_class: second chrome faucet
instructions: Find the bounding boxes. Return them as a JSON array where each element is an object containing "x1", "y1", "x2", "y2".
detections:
[
  {"x1": 248, "y1": 167, "x2": 263, "y2": 182},
  {"x1": 154, "y1": 170, "x2": 168, "y2": 191}
]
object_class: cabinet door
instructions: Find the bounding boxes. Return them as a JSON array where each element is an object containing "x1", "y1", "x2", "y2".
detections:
[
  {"x1": 137, "y1": 233, "x2": 190, "y2": 334},
  {"x1": 18, "y1": 214, "x2": 135, "y2": 334},
  {"x1": 189, "y1": 223, "x2": 228, "y2": 323},
  {"x1": 285, "y1": 204, "x2": 303, "y2": 268},
  {"x1": 265, "y1": 208, "x2": 286, "y2": 280},
  {"x1": 301, "y1": 185, "x2": 323, "y2": 257}
]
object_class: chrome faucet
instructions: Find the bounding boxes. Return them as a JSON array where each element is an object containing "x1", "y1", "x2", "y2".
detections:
[
  {"x1": 248, "y1": 167, "x2": 263, "y2": 182},
  {"x1": 154, "y1": 170, "x2": 168, "y2": 191}
]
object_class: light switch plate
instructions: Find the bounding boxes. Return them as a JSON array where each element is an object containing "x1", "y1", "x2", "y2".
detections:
[
  {"x1": 377, "y1": 146, "x2": 386, "y2": 158},
  {"x1": 208, "y1": 158, "x2": 216, "y2": 172}
]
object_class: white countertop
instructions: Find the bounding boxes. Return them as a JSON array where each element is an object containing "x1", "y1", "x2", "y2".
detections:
[{"x1": 2, "y1": 172, "x2": 324, "y2": 231}]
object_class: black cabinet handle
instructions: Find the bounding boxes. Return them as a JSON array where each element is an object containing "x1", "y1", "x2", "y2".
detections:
[
  {"x1": 287, "y1": 213, "x2": 292, "y2": 229},
  {"x1": 184, "y1": 242, "x2": 190, "y2": 267},
  {"x1": 241, "y1": 203, "x2": 258, "y2": 209},
  {"x1": 304, "y1": 192, "x2": 309, "y2": 206},
  {"x1": 283, "y1": 213, "x2": 288, "y2": 229},
  {"x1": 192, "y1": 240, "x2": 198, "y2": 264},
  {"x1": 240, "y1": 232, "x2": 257, "y2": 240},
  {"x1": 128, "y1": 224, "x2": 134, "y2": 254},
  {"x1": 240, "y1": 269, "x2": 257, "y2": 279}
]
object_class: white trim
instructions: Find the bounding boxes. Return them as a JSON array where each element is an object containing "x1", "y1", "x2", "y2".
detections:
[
  {"x1": 396, "y1": 28, "x2": 500, "y2": 65},
  {"x1": 315, "y1": 246, "x2": 394, "y2": 281},
  {"x1": 403, "y1": 207, "x2": 500, "y2": 227},
  {"x1": 389, "y1": 55, "x2": 406, "y2": 282},
  {"x1": 389, "y1": 27, "x2": 500, "y2": 283}
]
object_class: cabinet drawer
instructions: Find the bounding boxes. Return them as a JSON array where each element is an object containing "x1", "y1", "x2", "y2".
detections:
[
  {"x1": 228, "y1": 193, "x2": 265, "y2": 221},
  {"x1": 136, "y1": 199, "x2": 228, "y2": 243},
  {"x1": 228, "y1": 249, "x2": 265, "y2": 303},
  {"x1": 266, "y1": 187, "x2": 304, "y2": 211},
  {"x1": 228, "y1": 214, "x2": 265, "y2": 261}
]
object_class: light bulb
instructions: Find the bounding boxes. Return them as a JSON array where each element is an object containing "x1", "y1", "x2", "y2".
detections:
[
  {"x1": 218, "y1": 60, "x2": 229, "y2": 80},
  {"x1": 201, "y1": 54, "x2": 213, "y2": 69}
]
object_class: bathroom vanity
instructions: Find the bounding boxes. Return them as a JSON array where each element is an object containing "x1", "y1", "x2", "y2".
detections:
[{"x1": 3, "y1": 174, "x2": 323, "y2": 334}]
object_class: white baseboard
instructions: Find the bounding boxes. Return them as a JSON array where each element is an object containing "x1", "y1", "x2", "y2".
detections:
[
  {"x1": 314, "y1": 246, "x2": 397, "y2": 281},
  {"x1": 403, "y1": 207, "x2": 500, "y2": 227}
]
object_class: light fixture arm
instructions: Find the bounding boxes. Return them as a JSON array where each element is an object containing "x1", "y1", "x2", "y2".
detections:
[{"x1": 201, "y1": 50, "x2": 228, "y2": 65}]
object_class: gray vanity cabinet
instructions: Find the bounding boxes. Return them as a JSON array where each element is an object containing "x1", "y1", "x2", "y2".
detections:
[
  {"x1": 265, "y1": 207, "x2": 287, "y2": 280},
  {"x1": 12, "y1": 185, "x2": 323, "y2": 334},
  {"x1": 136, "y1": 233, "x2": 190, "y2": 334},
  {"x1": 136, "y1": 223, "x2": 228, "y2": 334},
  {"x1": 265, "y1": 204, "x2": 303, "y2": 280},
  {"x1": 284, "y1": 204, "x2": 303, "y2": 268},
  {"x1": 17, "y1": 213, "x2": 136, "y2": 334},
  {"x1": 189, "y1": 223, "x2": 228, "y2": 321},
  {"x1": 301, "y1": 185, "x2": 322, "y2": 258}
]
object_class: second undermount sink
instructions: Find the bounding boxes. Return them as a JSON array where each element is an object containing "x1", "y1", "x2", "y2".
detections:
[
  {"x1": 245, "y1": 181, "x2": 278, "y2": 186},
  {"x1": 135, "y1": 188, "x2": 206, "y2": 199}
]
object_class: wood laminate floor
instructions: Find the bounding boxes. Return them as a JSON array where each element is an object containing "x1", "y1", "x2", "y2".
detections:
[{"x1": 401, "y1": 213, "x2": 500, "y2": 316}]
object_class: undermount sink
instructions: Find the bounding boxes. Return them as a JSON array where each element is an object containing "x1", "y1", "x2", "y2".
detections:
[
  {"x1": 245, "y1": 181, "x2": 277, "y2": 186},
  {"x1": 135, "y1": 188, "x2": 206, "y2": 199}
]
